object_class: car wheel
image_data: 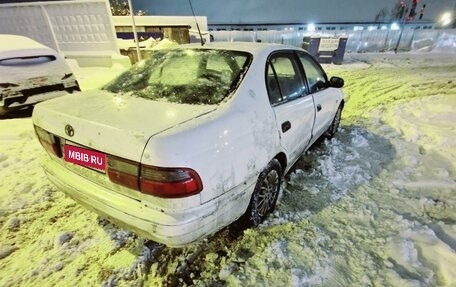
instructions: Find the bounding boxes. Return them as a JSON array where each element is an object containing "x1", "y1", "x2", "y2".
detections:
[
  {"x1": 325, "y1": 105, "x2": 343, "y2": 139},
  {"x1": 243, "y1": 159, "x2": 282, "y2": 227}
]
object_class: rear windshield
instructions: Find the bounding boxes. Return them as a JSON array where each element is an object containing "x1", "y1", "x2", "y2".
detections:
[{"x1": 103, "y1": 48, "x2": 252, "y2": 105}]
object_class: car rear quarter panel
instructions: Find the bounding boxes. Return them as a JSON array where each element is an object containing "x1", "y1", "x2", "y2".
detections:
[{"x1": 142, "y1": 57, "x2": 281, "y2": 204}]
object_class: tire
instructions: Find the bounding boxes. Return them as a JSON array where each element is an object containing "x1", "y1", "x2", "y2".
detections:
[
  {"x1": 325, "y1": 105, "x2": 343, "y2": 139},
  {"x1": 242, "y1": 159, "x2": 282, "y2": 227}
]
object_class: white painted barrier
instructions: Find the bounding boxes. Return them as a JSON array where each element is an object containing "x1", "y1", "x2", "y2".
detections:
[
  {"x1": 211, "y1": 29, "x2": 456, "y2": 53},
  {"x1": 0, "y1": 0, "x2": 130, "y2": 67}
]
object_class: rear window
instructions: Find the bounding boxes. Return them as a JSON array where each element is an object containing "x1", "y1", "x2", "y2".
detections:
[
  {"x1": 103, "y1": 48, "x2": 252, "y2": 105},
  {"x1": 0, "y1": 55, "x2": 56, "y2": 66}
]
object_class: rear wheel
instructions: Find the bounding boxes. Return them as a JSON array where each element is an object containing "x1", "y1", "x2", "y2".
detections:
[
  {"x1": 325, "y1": 105, "x2": 343, "y2": 138},
  {"x1": 242, "y1": 159, "x2": 282, "y2": 227}
]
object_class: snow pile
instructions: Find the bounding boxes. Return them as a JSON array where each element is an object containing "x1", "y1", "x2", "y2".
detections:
[
  {"x1": 70, "y1": 64, "x2": 126, "y2": 91},
  {"x1": 116, "y1": 37, "x2": 157, "y2": 50},
  {"x1": 149, "y1": 38, "x2": 179, "y2": 50},
  {"x1": 278, "y1": 126, "x2": 389, "y2": 217}
]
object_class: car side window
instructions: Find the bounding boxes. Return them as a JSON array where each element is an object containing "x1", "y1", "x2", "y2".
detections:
[
  {"x1": 266, "y1": 53, "x2": 306, "y2": 105},
  {"x1": 266, "y1": 63, "x2": 282, "y2": 104},
  {"x1": 299, "y1": 54, "x2": 328, "y2": 93}
]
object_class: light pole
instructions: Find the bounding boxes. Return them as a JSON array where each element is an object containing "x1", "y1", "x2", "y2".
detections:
[{"x1": 127, "y1": 0, "x2": 141, "y2": 61}]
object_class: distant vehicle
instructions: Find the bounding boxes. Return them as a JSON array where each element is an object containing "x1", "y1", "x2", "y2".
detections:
[
  {"x1": 32, "y1": 42, "x2": 344, "y2": 247},
  {"x1": 0, "y1": 34, "x2": 80, "y2": 115}
]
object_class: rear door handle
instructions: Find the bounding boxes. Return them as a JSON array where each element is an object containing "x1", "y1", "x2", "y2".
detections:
[
  {"x1": 281, "y1": 121, "x2": 291, "y2": 133},
  {"x1": 317, "y1": 104, "x2": 322, "y2": 112}
]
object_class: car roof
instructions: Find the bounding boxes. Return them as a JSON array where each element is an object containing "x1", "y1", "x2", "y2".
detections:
[
  {"x1": 180, "y1": 41, "x2": 304, "y2": 56},
  {"x1": 0, "y1": 34, "x2": 52, "y2": 54}
]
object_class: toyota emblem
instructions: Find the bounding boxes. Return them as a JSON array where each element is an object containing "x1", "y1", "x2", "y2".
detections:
[{"x1": 65, "y1": 124, "x2": 74, "y2": 137}]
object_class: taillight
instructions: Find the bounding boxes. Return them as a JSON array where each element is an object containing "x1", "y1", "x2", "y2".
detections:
[
  {"x1": 140, "y1": 165, "x2": 203, "y2": 198},
  {"x1": 34, "y1": 125, "x2": 61, "y2": 157},
  {"x1": 107, "y1": 155, "x2": 139, "y2": 190},
  {"x1": 106, "y1": 155, "x2": 203, "y2": 198}
]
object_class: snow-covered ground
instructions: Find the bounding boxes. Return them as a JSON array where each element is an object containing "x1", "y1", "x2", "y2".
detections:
[{"x1": 0, "y1": 52, "x2": 455, "y2": 287}]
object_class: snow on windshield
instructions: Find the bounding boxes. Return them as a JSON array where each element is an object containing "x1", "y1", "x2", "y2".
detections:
[{"x1": 103, "y1": 49, "x2": 251, "y2": 105}]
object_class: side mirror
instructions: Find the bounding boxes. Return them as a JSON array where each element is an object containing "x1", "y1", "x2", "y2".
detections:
[{"x1": 329, "y1": 76, "x2": 344, "y2": 88}]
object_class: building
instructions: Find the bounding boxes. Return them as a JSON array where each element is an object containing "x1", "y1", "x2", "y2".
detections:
[
  {"x1": 111, "y1": 15, "x2": 209, "y2": 44},
  {"x1": 208, "y1": 20, "x2": 435, "y2": 33}
]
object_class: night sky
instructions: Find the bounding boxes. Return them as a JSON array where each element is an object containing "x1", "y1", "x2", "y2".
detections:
[{"x1": 133, "y1": 0, "x2": 455, "y2": 24}]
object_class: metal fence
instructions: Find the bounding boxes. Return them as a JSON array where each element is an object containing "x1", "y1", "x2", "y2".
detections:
[{"x1": 211, "y1": 29, "x2": 456, "y2": 53}]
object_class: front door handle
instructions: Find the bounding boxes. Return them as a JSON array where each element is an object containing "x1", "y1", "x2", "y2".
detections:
[
  {"x1": 281, "y1": 121, "x2": 291, "y2": 133},
  {"x1": 317, "y1": 104, "x2": 322, "y2": 112}
]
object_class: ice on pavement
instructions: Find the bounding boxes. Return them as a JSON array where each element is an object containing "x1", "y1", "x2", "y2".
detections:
[{"x1": 0, "y1": 52, "x2": 455, "y2": 286}]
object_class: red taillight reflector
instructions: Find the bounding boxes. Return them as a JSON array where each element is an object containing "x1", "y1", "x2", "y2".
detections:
[
  {"x1": 34, "y1": 125, "x2": 61, "y2": 157},
  {"x1": 140, "y1": 165, "x2": 203, "y2": 198},
  {"x1": 105, "y1": 154, "x2": 203, "y2": 198},
  {"x1": 106, "y1": 155, "x2": 139, "y2": 190}
]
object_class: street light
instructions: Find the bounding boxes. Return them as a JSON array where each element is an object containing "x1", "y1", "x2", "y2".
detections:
[
  {"x1": 440, "y1": 12, "x2": 452, "y2": 27},
  {"x1": 307, "y1": 23, "x2": 316, "y2": 32}
]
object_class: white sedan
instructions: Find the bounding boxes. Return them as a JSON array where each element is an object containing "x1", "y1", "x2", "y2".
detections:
[
  {"x1": 0, "y1": 34, "x2": 80, "y2": 115},
  {"x1": 32, "y1": 42, "x2": 344, "y2": 247}
]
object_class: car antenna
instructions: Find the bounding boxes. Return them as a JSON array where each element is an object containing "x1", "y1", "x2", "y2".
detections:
[{"x1": 188, "y1": 0, "x2": 204, "y2": 46}]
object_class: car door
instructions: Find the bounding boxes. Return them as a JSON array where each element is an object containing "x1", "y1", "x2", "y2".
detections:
[
  {"x1": 266, "y1": 51, "x2": 315, "y2": 163},
  {"x1": 298, "y1": 52, "x2": 339, "y2": 138}
]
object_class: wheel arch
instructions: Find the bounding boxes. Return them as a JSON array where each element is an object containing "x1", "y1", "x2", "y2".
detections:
[{"x1": 274, "y1": 152, "x2": 287, "y2": 175}]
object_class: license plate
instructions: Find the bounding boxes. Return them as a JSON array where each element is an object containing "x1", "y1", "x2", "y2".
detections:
[{"x1": 64, "y1": 144, "x2": 106, "y2": 172}]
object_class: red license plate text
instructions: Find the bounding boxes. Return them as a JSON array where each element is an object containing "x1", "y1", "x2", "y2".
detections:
[{"x1": 65, "y1": 145, "x2": 106, "y2": 171}]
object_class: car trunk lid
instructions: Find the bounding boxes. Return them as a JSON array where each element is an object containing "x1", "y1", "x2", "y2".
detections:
[{"x1": 32, "y1": 89, "x2": 217, "y2": 161}]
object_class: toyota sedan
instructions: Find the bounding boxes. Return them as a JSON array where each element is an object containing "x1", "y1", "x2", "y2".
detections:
[{"x1": 32, "y1": 42, "x2": 344, "y2": 247}]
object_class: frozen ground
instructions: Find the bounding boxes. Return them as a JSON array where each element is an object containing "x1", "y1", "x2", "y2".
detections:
[{"x1": 0, "y1": 52, "x2": 455, "y2": 286}]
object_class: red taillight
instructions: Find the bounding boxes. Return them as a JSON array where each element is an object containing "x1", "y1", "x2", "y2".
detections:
[
  {"x1": 107, "y1": 155, "x2": 139, "y2": 190},
  {"x1": 106, "y1": 155, "x2": 203, "y2": 198},
  {"x1": 34, "y1": 125, "x2": 61, "y2": 157},
  {"x1": 140, "y1": 165, "x2": 203, "y2": 198}
]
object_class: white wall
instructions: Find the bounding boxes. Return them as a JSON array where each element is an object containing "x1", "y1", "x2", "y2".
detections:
[
  {"x1": 211, "y1": 29, "x2": 456, "y2": 53},
  {"x1": 0, "y1": 0, "x2": 129, "y2": 67}
]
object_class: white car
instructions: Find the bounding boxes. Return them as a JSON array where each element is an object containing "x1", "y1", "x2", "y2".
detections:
[
  {"x1": 0, "y1": 34, "x2": 80, "y2": 115},
  {"x1": 32, "y1": 42, "x2": 344, "y2": 247}
]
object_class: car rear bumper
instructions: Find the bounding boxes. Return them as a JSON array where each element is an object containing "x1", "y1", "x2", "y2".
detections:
[
  {"x1": 1, "y1": 88, "x2": 80, "y2": 116},
  {"x1": 41, "y1": 156, "x2": 256, "y2": 247},
  {"x1": 1, "y1": 78, "x2": 80, "y2": 113}
]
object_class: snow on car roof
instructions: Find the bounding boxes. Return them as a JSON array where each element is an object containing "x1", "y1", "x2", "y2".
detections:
[
  {"x1": 0, "y1": 34, "x2": 53, "y2": 55},
  {"x1": 180, "y1": 41, "x2": 302, "y2": 55}
]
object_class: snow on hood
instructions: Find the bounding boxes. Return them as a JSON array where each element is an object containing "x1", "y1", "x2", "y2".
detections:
[{"x1": 32, "y1": 90, "x2": 217, "y2": 161}]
